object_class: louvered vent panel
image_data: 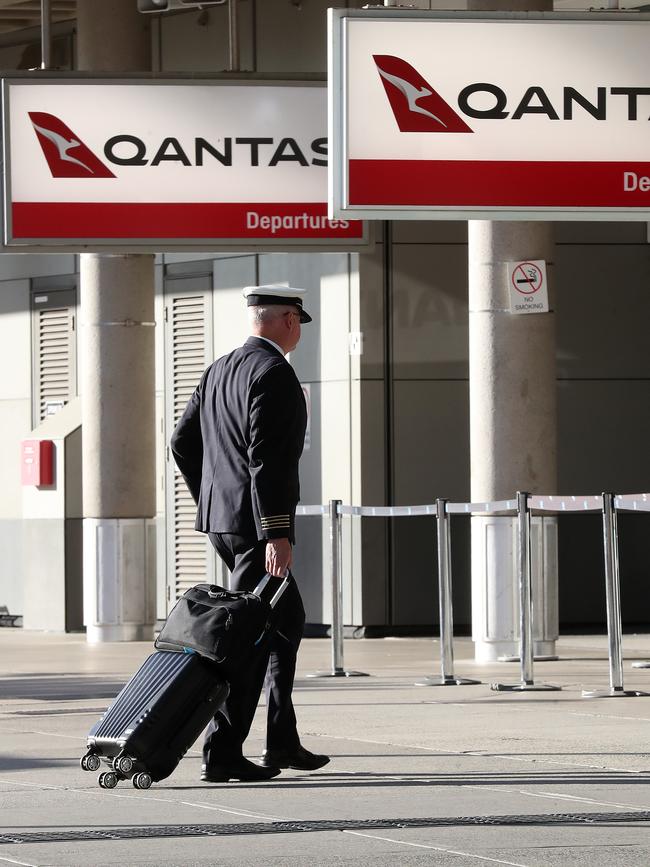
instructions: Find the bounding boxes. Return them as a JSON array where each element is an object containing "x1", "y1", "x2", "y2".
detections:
[
  {"x1": 38, "y1": 307, "x2": 72, "y2": 421},
  {"x1": 171, "y1": 295, "x2": 209, "y2": 599}
]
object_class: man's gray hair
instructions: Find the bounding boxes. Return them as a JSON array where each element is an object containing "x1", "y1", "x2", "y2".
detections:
[{"x1": 248, "y1": 304, "x2": 295, "y2": 326}]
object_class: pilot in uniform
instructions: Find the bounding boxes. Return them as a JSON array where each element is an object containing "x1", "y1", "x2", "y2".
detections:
[{"x1": 170, "y1": 284, "x2": 329, "y2": 782}]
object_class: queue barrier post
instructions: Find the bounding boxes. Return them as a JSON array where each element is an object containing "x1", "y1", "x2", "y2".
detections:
[
  {"x1": 491, "y1": 492, "x2": 560, "y2": 693},
  {"x1": 307, "y1": 499, "x2": 368, "y2": 678},
  {"x1": 416, "y1": 498, "x2": 481, "y2": 687},
  {"x1": 582, "y1": 493, "x2": 648, "y2": 698},
  {"x1": 624, "y1": 496, "x2": 650, "y2": 669}
]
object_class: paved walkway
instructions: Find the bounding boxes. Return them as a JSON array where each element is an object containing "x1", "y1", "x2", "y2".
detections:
[{"x1": 3, "y1": 629, "x2": 650, "y2": 866}]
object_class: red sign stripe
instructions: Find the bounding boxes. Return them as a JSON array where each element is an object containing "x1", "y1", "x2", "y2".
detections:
[
  {"x1": 11, "y1": 202, "x2": 363, "y2": 240},
  {"x1": 348, "y1": 160, "x2": 650, "y2": 208}
]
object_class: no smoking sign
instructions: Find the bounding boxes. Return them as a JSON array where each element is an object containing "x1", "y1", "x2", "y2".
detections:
[{"x1": 507, "y1": 259, "x2": 549, "y2": 315}]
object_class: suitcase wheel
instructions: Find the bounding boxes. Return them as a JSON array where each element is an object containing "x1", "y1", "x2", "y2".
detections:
[
  {"x1": 98, "y1": 771, "x2": 118, "y2": 789},
  {"x1": 132, "y1": 772, "x2": 152, "y2": 790},
  {"x1": 112, "y1": 755, "x2": 134, "y2": 775},
  {"x1": 80, "y1": 753, "x2": 101, "y2": 772}
]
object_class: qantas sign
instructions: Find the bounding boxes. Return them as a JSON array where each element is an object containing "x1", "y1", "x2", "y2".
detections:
[
  {"x1": 374, "y1": 55, "x2": 650, "y2": 131},
  {"x1": 4, "y1": 81, "x2": 364, "y2": 247},
  {"x1": 29, "y1": 111, "x2": 329, "y2": 177},
  {"x1": 329, "y1": 11, "x2": 650, "y2": 220}
]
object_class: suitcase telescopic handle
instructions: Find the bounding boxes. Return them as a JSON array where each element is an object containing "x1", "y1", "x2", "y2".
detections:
[
  {"x1": 269, "y1": 574, "x2": 291, "y2": 609},
  {"x1": 253, "y1": 572, "x2": 291, "y2": 608}
]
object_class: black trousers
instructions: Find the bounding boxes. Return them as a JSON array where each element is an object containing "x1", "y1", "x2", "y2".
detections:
[{"x1": 202, "y1": 533, "x2": 306, "y2": 768}]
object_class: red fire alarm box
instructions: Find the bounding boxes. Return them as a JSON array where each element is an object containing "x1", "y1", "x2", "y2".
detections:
[{"x1": 21, "y1": 439, "x2": 54, "y2": 487}]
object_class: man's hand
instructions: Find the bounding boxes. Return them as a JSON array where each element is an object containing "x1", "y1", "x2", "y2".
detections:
[{"x1": 265, "y1": 538, "x2": 292, "y2": 577}]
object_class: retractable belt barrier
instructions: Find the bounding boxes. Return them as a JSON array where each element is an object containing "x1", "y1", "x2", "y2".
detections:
[{"x1": 296, "y1": 492, "x2": 650, "y2": 694}]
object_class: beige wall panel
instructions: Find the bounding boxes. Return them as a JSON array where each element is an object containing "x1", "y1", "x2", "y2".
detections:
[
  {"x1": 164, "y1": 253, "x2": 221, "y2": 265},
  {"x1": 392, "y1": 244, "x2": 469, "y2": 380},
  {"x1": 213, "y1": 256, "x2": 256, "y2": 358},
  {"x1": 322, "y1": 378, "x2": 353, "y2": 624},
  {"x1": 392, "y1": 221, "x2": 468, "y2": 245},
  {"x1": 293, "y1": 378, "x2": 354, "y2": 625},
  {"x1": 0, "y1": 256, "x2": 75, "y2": 282},
  {"x1": 558, "y1": 381, "x2": 650, "y2": 494},
  {"x1": 391, "y1": 380, "x2": 471, "y2": 626},
  {"x1": 292, "y1": 512, "x2": 323, "y2": 624},
  {"x1": 0, "y1": 398, "x2": 32, "y2": 520},
  {"x1": 559, "y1": 512, "x2": 650, "y2": 627},
  {"x1": 391, "y1": 221, "x2": 647, "y2": 246},
  {"x1": 65, "y1": 427, "x2": 82, "y2": 520},
  {"x1": 154, "y1": 263, "x2": 167, "y2": 613},
  {"x1": 356, "y1": 246, "x2": 385, "y2": 381},
  {"x1": 316, "y1": 266, "x2": 351, "y2": 383},
  {"x1": 155, "y1": 392, "x2": 165, "y2": 517},
  {"x1": 22, "y1": 519, "x2": 66, "y2": 630},
  {"x1": 556, "y1": 245, "x2": 650, "y2": 379},
  {"x1": 319, "y1": 379, "x2": 352, "y2": 503},
  {"x1": 258, "y1": 252, "x2": 350, "y2": 384},
  {"x1": 356, "y1": 379, "x2": 389, "y2": 625},
  {"x1": 154, "y1": 263, "x2": 165, "y2": 393},
  {"x1": 357, "y1": 380, "x2": 386, "y2": 506},
  {"x1": 293, "y1": 378, "x2": 325, "y2": 624},
  {"x1": 0, "y1": 520, "x2": 24, "y2": 616},
  {"x1": 296, "y1": 378, "x2": 323, "y2": 507},
  {"x1": 555, "y1": 222, "x2": 647, "y2": 244},
  {"x1": 393, "y1": 380, "x2": 470, "y2": 506},
  {"x1": 0, "y1": 279, "x2": 30, "y2": 401}
]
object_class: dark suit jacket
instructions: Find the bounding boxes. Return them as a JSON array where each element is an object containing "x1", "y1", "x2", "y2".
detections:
[{"x1": 170, "y1": 336, "x2": 307, "y2": 543}]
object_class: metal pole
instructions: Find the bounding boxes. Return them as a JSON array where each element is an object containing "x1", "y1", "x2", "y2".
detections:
[
  {"x1": 518, "y1": 491, "x2": 534, "y2": 686},
  {"x1": 582, "y1": 493, "x2": 647, "y2": 697},
  {"x1": 491, "y1": 492, "x2": 560, "y2": 692},
  {"x1": 438, "y1": 498, "x2": 455, "y2": 681},
  {"x1": 40, "y1": 0, "x2": 52, "y2": 70},
  {"x1": 415, "y1": 500, "x2": 480, "y2": 687},
  {"x1": 331, "y1": 498, "x2": 344, "y2": 674},
  {"x1": 604, "y1": 492, "x2": 624, "y2": 691},
  {"x1": 228, "y1": 0, "x2": 240, "y2": 72},
  {"x1": 306, "y1": 500, "x2": 368, "y2": 678}
]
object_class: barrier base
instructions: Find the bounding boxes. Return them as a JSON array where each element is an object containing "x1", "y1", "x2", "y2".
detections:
[
  {"x1": 414, "y1": 676, "x2": 482, "y2": 687},
  {"x1": 498, "y1": 655, "x2": 559, "y2": 663},
  {"x1": 632, "y1": 662, "x2": 650, "y2": 669},
  {"x1": 305, "y1": 669, "x2": 370, "y2": 678},
  {"x1": 582, "y1": 687, "x2": 650, "y2": 698},
  {"x1": 490, "y1": 681, "x2": 561, "y2": 692}
]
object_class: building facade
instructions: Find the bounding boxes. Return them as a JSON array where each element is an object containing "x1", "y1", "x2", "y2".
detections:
[{"x1": 0, "y1": 0, "x2": 649, "y2": 641}]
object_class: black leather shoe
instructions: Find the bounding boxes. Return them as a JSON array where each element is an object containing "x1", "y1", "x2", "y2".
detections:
[
  {"x1": 201, "y1": 757, "x2": 281, "y2": 783},
  {"x1": 260, "y1": 745, "x2": 330, "y2": 771}
]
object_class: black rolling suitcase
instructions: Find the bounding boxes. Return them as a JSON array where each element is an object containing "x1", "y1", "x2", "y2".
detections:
[
  {"x1": 81, "y1": 573, "x2": 290, "y2": 790},
  {"x1": 81, "y1": 650, "x2": 228, "y2": 790}
]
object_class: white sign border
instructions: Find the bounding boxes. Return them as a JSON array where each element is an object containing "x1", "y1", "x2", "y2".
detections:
[
  {"x1": 2, "y1": 74, "x2": 370, "y2": 253},
  {"x1": 328, "y1": 8, "x2": 650, "y2": 222}
]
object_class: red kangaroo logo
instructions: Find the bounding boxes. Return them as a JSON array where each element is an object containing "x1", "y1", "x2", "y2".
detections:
[
  {"x1": 29, "y1": 112, "x2": 115, "y2": 178},
  {"x1": 373, "y1": 55, "x2": 473, "y2": 134}
]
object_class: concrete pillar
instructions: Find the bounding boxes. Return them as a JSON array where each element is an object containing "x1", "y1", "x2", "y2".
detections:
[
  {"x1": 468, "y1": 222, "x2": 558, "y2": 662},
  {"x1": 467, "y1": 0, "x2": 558, "y2": 663},
  {"x1": 77, "y1": 2, "x2": 156, "y2": 642}
]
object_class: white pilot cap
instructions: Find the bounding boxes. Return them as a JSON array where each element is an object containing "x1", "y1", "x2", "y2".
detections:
[{"x1": 243, "y1": 283, "x2": 312, "y2": 323}]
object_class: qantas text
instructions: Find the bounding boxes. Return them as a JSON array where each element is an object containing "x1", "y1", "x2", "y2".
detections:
[
  {"x1": 103, "y1": 136, "x2": 328, "y2": 167},
  {"x1": 458, "y1": 85, "x2": 650, "y2": 121}
]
